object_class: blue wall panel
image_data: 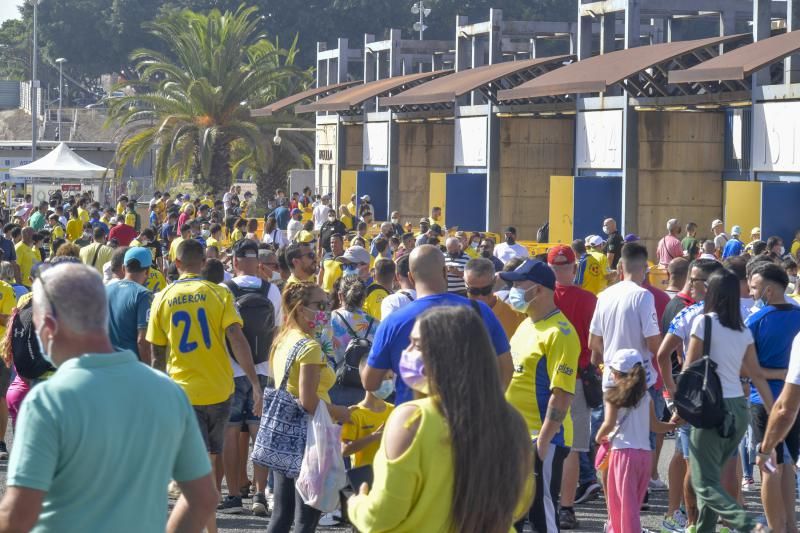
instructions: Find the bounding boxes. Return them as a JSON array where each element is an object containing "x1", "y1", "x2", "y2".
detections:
[
  {"x1": 356, "y1": 170, "x2": 389, "y2": 221},
  {"x1": 446, "y1": 173, "x2": 487, "y2": 231},
  {"x1": 573, "y1": 177, "x2": 622, "y2": 241},
  {"x1": 761, "y1": 182, "x2": 800, "y2": 247}
]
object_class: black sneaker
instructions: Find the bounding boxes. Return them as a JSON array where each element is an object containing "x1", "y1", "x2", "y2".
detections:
[
  {"x1": 574, "y1": 481, "x2": 601, "y2": 504},
  {"x1": 218, "y1": 495, "x2": 243, "y2": 514},
  {"x1": 0, "y1": 441, "x2": 8, "y2": 461},
  {"x1": 251, "y1": 492, "x2": 269, "y2": 517},
  {"x1": 640, "y1": 489, "x2": 650, "y2": 511},
  {"x1": 559, "y1": 507, "x2": 580, "y2": 530}
]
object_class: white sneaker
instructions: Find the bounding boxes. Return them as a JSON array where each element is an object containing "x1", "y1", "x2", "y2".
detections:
[
  {"x1": 649, "y1": 478, "x2": 669, "y2": 491},
  {"x1": 318, "y1": 512, "x2": 340, "y2": 526}
]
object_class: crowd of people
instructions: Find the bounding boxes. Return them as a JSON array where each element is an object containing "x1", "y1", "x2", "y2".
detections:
[{"x1": 0, "y1": 184, "x2": 797, "y2": 533}]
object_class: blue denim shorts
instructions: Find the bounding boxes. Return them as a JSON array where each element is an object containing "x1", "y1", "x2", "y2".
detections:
[{"x1": 228, "y1": 375, "x2": 272, "y2": 427}]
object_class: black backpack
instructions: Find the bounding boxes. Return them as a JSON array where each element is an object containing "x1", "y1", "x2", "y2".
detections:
[
  {"x1": 674, "y1": 316, "x2": 730, "y2": 435},
  {"x1": 8, "y1": 301, "x2": 55, "y2": 380},
  {"x1": 334, "y1": 312, "x2": 374, "y2": 388},
  {"x1": 224, "y1": 280, "x2": 275, "y2": 365}
]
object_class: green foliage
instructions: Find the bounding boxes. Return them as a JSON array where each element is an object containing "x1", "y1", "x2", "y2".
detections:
[
  {"x1": 0, "y1": 0, "x2": 578, "y2": 82},
  {"x1": 0, "y1": 18, "x2": 29, "y2": 79},
  {"x1": 108, "y1": 6, "x2": 311, "y2": 195}
]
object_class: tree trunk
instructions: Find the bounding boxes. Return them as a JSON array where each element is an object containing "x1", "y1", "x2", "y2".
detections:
[
  {"x1": 255, "y1": 170, "x2": 288, "y2": 210},
  {"x1": 207, "y1": 138, "x2": 233, "y2": 196}
]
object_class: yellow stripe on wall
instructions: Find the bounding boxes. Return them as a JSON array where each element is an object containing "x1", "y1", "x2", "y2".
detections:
[
  {"x1": 549, "y1": 175, "x2": 574, "y2": 244},
  {"x1": 429, "y1": 172, "x2": 447, "y2": 223},
  {"x1": 724, "y1": 181, "x2": 761, "y2": 237},
  {"x1": 339, "y1": 170, "x2": 357, "y2": 211}
]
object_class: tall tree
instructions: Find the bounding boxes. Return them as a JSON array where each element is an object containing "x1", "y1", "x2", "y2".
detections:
[
  {"x1": 108, "y1": 6, "x2": 308, "y2": 195},
  {"x1": 232, "y1": 36, "x2": 315, "y2": 207}
]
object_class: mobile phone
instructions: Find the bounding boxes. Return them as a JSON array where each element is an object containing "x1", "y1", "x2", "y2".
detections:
[{"x1": 764, "y1": 458, "x2": 777, "y2": 473}]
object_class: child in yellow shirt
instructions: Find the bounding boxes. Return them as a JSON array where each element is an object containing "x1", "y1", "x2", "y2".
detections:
[{"x1": 341, "y1": 359, "x2": 395, "y2": 469}]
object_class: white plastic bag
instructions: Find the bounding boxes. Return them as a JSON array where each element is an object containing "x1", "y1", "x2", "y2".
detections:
[{"x1": 296, "y1": 401, "x2": 347, "y2": 512}]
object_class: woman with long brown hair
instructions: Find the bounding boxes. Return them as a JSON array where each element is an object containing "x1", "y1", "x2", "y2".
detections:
[
  {"x1": 266, "y1": 281, "x2": 350, "y2": 533},
  {"x1": 347, "y1": 305, "x2": 533, "y2": 532}
]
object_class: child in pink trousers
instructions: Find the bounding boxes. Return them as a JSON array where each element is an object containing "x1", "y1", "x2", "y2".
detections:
[{"x1": 596, "y1": 349, "x2": 678, "y2": 533}]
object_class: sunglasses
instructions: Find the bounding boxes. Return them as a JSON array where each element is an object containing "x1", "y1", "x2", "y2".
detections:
[
  {"x1": 301, "y1": 252, "x2": 317, "y2": 260},
  {"x1": 306, "y1": 300, "x2": 330, "y2": 311},
  {"x1": 467, "y1": 285, "x2": 494, "y2": 296}
]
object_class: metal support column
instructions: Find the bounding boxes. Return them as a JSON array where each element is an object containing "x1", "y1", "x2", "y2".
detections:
[
  {"x1": 622, "y1": 0, "x2": 641, "y2": 235},
  {"x1": 752, "y1": 0, "x2": 771, "y2": 86},
  {"x1": 787, "y1": 0, "x2": 800, "y2": 83}
]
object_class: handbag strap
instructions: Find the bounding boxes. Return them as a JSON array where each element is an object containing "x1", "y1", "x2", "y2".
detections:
[
  {"x1": 278, "y1": 338, "x2": 311, "y2": 392},
  {"x1": 702, "y1": 315, "x2": 713, "y2": 389},
  {"x1": 608, "y1": 410, "x2": 632, "y2": 443}
]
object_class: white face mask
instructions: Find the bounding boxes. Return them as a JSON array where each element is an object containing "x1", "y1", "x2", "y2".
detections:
[
  {"x1": 391, "y1": 218, "x2": 399, "y2": 224},
  {"x1": 271, "y1": 270, "x2": 282, "y2": 282}
]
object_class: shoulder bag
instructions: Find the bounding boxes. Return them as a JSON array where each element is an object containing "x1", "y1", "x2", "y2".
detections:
[
  {"x1": 674, "y1": 315, "x2": 731, "y2": 436},
  {"x1": 252, "y1": 338, "x2": 312, "y2": 478}
]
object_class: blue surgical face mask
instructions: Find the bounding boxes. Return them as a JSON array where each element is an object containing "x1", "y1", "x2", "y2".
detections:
[
  {"x1": 343, "y1": 265, "x2": 358, "y2": 276},
  {"x1": 508, "y1": 286, "x2": 534, "y2": 313},
  {"x1": 374, "y1": 379, "x2": 395, "y2": 400},
  {"x1": 754, "y1": 288, "x2": 770, "y2": 309},
  {"x1": 35, "y1": 326, "x2": 54, "y2": 366}
]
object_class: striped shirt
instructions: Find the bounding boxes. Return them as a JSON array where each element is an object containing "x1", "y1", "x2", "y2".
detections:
[{"x1": 444, "y1": 252, "x2": 469, "y2": 294}]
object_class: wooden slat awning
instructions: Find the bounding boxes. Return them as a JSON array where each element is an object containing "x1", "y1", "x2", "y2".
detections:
[
  {"x1": 379, "y1": 55, "x2": 572, "y2": 107},
  {"x1": 498, "y1": 34, "x2": 747, "y2": 100},
  {"x1": 669, "y1": 30, "x2": 800, "y2": 84},
  {"x1": 250, "y1": 80, "x2": 360, "y2": 117},
  {"x1": 295, "y1": 70, "x2": 451, "y2": 113}
]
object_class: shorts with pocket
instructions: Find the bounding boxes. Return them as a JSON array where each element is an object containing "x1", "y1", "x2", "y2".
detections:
[
  {"x1": 193, "y1": 397, "x2": 233, "y2": 455},
  {"x1": 751, "y1": 402, "x2": 800, "y2": 465},
  {"x1": 570, "y1": 379, "x2": 591, "y2": 453},
  {"x1": 229, "y1": 375, "x2": 272, "y2": 427}
]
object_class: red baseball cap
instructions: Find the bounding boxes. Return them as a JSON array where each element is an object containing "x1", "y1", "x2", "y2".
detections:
[{"x1": 547, "y1": 245, "x2": 576, "y2": 266}]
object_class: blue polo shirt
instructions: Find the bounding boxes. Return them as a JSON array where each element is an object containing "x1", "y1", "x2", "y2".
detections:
[
  {"x1": 367, "y1": 293, "x2": 510, "y2": 404},
  {"x1": 722, "y1": 238, "x2": 744, "y2": 259},
  {"x1": 106, "y1": 280, "x2": 153, "y2": 359},
  {"x1": 7, "y1": 351, "x2": 210, "y2": 533},
  {"x1": 746, "y1": 304, "x2": 800, "y2": 404}
]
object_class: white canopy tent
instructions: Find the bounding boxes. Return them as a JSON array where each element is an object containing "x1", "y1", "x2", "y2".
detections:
[{"x1": 10, "y1": 142, "x2": 108, "y2": 179}]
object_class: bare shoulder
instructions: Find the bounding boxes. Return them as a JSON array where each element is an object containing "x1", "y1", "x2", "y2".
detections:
[{"x1": 383, "y1": 403, "x2": 422, "y2": 461}]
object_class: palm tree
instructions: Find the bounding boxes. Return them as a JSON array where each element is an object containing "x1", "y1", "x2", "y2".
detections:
[
  {"x1": 231, "y1": 36, "x2": 315, "y2": 209},
  {"x1": 108, "y1": 5, "x2": 307, "y2": 196}
]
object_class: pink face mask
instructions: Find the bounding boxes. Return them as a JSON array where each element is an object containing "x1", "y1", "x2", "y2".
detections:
[
  {"x1": 305, "y1": 308, "x2": 330, "y2": 331},
  {"x1": 399, "y1": 347, "x2": 429, "y2": 394}
]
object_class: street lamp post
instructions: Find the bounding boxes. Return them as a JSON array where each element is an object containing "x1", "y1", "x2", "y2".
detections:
[
  {"x1": 411, "y1": 2, "x2": 431, "y2": 41},
  {"x1": 56, "y1": 57, "x2": 67, "y2": 140},
  {"x1": 30, "y1": 0, "x2": 41, "y2": 160}
]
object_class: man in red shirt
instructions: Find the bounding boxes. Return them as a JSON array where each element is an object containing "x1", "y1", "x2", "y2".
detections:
[
  {"x1": 547, "y1": 245, "x2": 599, "y2": 527},
  {"x1": 109, "y1": 219, "x2": 137, "y2": 247}
]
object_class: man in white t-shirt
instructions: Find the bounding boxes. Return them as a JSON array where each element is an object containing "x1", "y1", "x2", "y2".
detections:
[
  {"x1": 380, "y1": 254, "x2": 416, "y2": 319},
  {"x1": 286, "y1": 208, "x2": 303, "y2": 243},
  {"x1": 493, "y1": 226, "x2": 530, "y2": 265},
  {"x1": 589, "y1": 242, "x2": 661, "y2": 389},
  {"x1": 219, "y1": 239, "x2": 282, "y2": 516},
  {"x1": 312, "y1": 195, "x2": 332, "y2": 231}
]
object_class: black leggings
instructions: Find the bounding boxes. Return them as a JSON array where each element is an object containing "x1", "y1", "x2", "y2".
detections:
[{"x1": 266, "y1": 471, "x2": 321, "y2": 533}]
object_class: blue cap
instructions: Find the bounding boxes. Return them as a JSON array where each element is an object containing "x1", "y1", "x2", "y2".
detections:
[
  {"x1": 124, "y1": 247, "x2": 152, "y2": 269},
  {"x1": 498, "y1": 259, "x2": 556, "y2": 290},
  {"x1": 624, "y1": 233, "x2": 640, "y2": 243}
]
